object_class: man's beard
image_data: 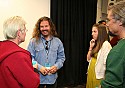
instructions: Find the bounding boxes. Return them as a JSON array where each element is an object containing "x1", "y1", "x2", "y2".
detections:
[
  {"x1": 108, "y1": 31, "x2": 117, "y2": 37},
  {"x1": 41, "y1": 30, "x2": 49, "y2": 37}
]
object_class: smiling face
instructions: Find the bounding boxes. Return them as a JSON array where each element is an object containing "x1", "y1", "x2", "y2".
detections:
[
  {"x1": 92, "y1": 26, "x2": 98, "y2": 40},
  {"x1": 40, "y1": 20, "x2": 51, "y2": 38}
]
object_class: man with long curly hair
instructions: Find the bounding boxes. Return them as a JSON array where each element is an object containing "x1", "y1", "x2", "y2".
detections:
[{"x1": 27, "y1": 16, "x2": 65, "y2": 88}]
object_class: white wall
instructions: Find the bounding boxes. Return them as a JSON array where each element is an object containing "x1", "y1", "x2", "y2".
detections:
[{"x1": 0, "y1": 0, "x2": 50, "y2": 49}]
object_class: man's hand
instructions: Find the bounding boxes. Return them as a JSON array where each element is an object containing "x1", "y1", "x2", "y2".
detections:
[
  {"x1": 40, "y1": 66, "x2": 49, "y2": 75},
  {"x1": 49, "y1": 66, "x2": 58, "y2": 74}
]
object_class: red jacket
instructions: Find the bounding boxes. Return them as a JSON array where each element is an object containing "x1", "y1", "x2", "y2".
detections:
[{"x1": 0, "y1": 40, "x2": 40, "y2": 88}]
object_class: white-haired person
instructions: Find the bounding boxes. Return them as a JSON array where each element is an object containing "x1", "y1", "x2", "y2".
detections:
[{"x1": 0, "y1": 16, "x2": 40, "y2": 88}]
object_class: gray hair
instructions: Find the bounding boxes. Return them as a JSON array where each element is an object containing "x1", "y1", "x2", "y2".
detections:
[
  {"x1": 108, "y1": 1, "x2": 125, "y2": 27},
  {"x1": 3, "y1": 16, "x2": 26, "y2": 39}
]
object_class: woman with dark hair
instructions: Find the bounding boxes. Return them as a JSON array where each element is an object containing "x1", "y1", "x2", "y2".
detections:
[{"x1": 86, "y1": 24, "x2": 112, "y2": 88}]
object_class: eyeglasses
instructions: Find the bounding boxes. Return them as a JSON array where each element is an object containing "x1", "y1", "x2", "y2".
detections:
[
  {"x1": 45, "y1": 41, "x2": 48, "y2": 50},
  {"x1": 21, "y1": 29, "x2": 28, "y2": 32},
  {"x1": 19, "y1": 29, "x2": 28, "y2": 33},
  {"x1": 106, "y1": 18, "x2": 115, "y2": 23}
]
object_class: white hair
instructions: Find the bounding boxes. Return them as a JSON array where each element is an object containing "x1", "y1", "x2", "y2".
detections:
[{"x1": 3, "y1": 16, "x2": 26, "y2": 39}]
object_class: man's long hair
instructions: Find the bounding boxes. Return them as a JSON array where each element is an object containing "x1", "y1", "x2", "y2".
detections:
[{"x1": 32, "y1": 16, "x2": 58, "y2": 41}]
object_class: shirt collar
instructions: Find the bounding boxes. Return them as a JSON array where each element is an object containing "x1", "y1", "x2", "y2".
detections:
[{"x1": 41, "y1": 34, "x2": 53, "y2": 41}]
